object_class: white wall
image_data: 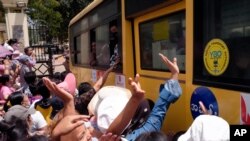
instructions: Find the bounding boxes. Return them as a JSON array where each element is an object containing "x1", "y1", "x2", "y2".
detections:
[{"x1": 5, "y1": 13, "x2": 29, "y2": 47}]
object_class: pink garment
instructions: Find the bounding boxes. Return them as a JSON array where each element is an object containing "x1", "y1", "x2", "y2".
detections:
[
  {"x1": 0, "y1": 85, "x2": 13, "y2": 103},
  {"x1": 0, "y1": 65, "x2": 4, "y2": 75}
]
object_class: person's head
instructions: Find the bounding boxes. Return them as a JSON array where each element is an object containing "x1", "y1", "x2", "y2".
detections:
[
  {"x1": 37, "y1": 79, "x2": 50, "y2": 99},
  {"x1": 0, "y1": 74, "x2": 10, "y2": 85},
  {"x1": 24, "y1": 47, "x2": 33, "y2": 56},
  {"x1": 91, "y1": 42, "x2": 96, "y2": 51},
  {"x1": 53, "y1": 72, "x2": 62, "y2": 84},
  {"x1": 0, "y1": 118, "x2": 29, "y2": 141},
  {"x1": 8, "y1": 91, "x2": 30, "y2": 108},
  {"x1": 60, "y1": 71, "x2": 69, "y2": 81},
  {"x1": 78, "y1": 82, "x2": 93, "y2": 96},
  {"x1": 7, "y1": 38, "x2": 18, "y2": 46},
  {"x1": 110, "y1": 25, "x2": 117, "y2": 33},
  {"x1": 74, "y1": 88, "x2": 95, "y2": 115},
  {"x1": 135, "y1": 131, "x2": 168, "y2": 141},
  {"x1": 24, "y1": 71, "x2": 37, "y2": 85},
  {"x1": 18, "y1": 55, "x2": 31, "y2": 66},
  {"x1": 172, "y1": 131, "x2": 186, "y2": 141}
]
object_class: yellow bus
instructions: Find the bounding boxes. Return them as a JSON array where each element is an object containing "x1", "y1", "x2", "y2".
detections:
[{"x1": 68, "y1": 0, "x2": 250, "y2": 134}]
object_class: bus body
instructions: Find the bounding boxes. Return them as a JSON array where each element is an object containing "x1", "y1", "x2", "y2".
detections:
[{"x1": 69, "y1": 0, "x2": 250, "y2": 133}]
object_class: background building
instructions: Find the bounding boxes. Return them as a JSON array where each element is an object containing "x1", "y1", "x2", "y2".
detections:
[{"x1": 0, "y1": 0, "x2": 29, "y2": 49}]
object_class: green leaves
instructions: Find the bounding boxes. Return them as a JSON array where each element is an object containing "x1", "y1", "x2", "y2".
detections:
[{"x1": 27, "y1": 0, "x2": 93, "y2": 43}]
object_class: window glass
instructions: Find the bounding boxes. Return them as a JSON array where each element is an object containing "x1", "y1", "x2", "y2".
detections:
[
  {"x1": 194, "y1": 0, "x2": 250, "y2": 92},
  {"x1": 95, "y1": 24, "x2": 110, "y2": 66},
  {"x1": 139, "y1": 11, "x2": 185, "y2": 72},
  {"x1": 76, "y1": 33, "x2": 90, "y2": 65},
  {"x1": 69, "y1": 0, "x2": 121, "y2": 70}
]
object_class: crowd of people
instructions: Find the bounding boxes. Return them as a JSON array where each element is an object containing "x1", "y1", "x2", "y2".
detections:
[{"x1": 0, "y1": 38, "x2": 230, "y2": 141}]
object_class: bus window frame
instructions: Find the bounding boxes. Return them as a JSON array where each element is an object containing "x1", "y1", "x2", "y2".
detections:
[{"x1": 134, "y1": 9, "x2": 186, "y2": 80}]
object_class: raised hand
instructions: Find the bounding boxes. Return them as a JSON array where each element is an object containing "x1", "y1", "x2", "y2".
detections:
[
  {"x1": 43, "y1": 77, "x2": 73, "y2": 103},
  {"x1": 128, "y1": 74, "x2": 145, "y2": 100},
  {"x1": 199, "y1": 101, "x2": 210, "y2": 115},
  {"x1": 159, "y1": 53, "x2": 179, "y2": 80}
]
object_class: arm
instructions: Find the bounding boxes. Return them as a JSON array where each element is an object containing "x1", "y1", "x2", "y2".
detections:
[
  {"x1": 3, "y1": 59, "x2": 10, "y2": 75},
  {"x1": 106, "y1": 74, "x2": 145, "y2": 135},
  {"x1": 93, "y1": 59, "x2": 119, "y2": 92},
  {"x1": 125, "y1": 53, "x2": 182, "y2": 140},
  {"x1": 29, "y1": 52, "x2": 36, "y2": 66},
  {"x1": 51, "y1": 115, "x2": 89, "y2": 139},
  {"x1": 43, "y1": 78, "x2": 75, "y2": 117}
]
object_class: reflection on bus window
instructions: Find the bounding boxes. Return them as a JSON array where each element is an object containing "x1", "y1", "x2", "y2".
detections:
[{"x1": 139, "y1": 11, "x2": 185, "y2": 72}]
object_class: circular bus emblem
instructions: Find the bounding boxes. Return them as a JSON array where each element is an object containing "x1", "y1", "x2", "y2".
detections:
[
  {"x1": 203, "y1": 39, "x2": 229, "y2": 76},
  {"x1": 190, "y1": 87, "x2": 219, "y2": 119}
]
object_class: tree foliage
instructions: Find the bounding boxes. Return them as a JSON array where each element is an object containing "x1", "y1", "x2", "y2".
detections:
[
  {"x1": 57, "y1": 0, "x2": 93, "y2": 42},
  {"x1": 28, "y1": 0, "x2": 62, "y2": 42},
  {"x1": 27, "y1": 0, "x2": 93, "y2": 43}
]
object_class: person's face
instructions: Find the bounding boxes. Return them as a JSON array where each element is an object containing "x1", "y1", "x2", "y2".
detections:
[
  {"x1": 91, "y1": 43, "x2": 96, "y2": 51},
  {"x1": 22, "y1": 95, "x2": 30, "y2": 108},
  {"x1": 27, "y1": 48, "x2": 33, "y2": 56},
  {"x1": 75, "y1": 125, "x2": 92, "y2": 141},
  {"x1": 110, "y1": 26, "x2": 117, "y2": 33}
]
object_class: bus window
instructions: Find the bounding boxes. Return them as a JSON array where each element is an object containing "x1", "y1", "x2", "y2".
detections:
[
  {"x1": 139, "y1": 11, "x2": 185, "y2": 72},
  {"x1": 69, "y1": 0, "x2": 121, "y2": 70},
  {"x1": 194, "y1": 0, "x2": 250, "y2": 92},
  {"x1": 75, "y1": 32, "x2": 90, "y2": 65}
]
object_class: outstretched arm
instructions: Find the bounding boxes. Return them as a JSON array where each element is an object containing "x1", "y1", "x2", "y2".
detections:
[
  {"x1": 93, "y1": 59, "x2": 119, "y2": 91},
  {"x1": 125, "y1": 53, "x2": 182, "y2": 140},
  {"x1": 43, "y1": 77, "x2": 75, "y2": 117},
  {"x1": 107, "y1": 74, "x2": 145, "y2": 135}
]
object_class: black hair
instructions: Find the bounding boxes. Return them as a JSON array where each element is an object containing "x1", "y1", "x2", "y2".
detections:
[
  {"x1": 24, "y1": 47, "x2": 32, "y2": 54},
  {"x1": 135, "y1": 131, "x2": 168, "y2": 141},
  {"x1": 8, "y1": 91, "x2": 24, "y2": 106},
  {"x1": 52, "y1": 72, "x2": 61, "y2": 84},
  {"x1": 74, "y1": 88, "x2": 96, "y2": 115},
  {"x1": 35, "y1": 79, "x2": 51, "y2": 109},
  {"x1": 0, "y1": 117, "x2": 29, "y2": 141},
  {"x1": 24, "y1": 71, "x2": 37, "y2": 85},
  {"x1": 0, "y1": 75, "x2": 10, "y2": 85},
  {"x1": 7, "y1": 38, "x2": 18, "y2": 46},
  {"x1": 53, "y1": 72, "x2": 61, "y2": 80},
  {"x1": 60, "y1": 71, "x2": 68, "y2": 81},
  {"x1": 78, "y1": 82, "x2": 93, "y2": 96},
  {"x1": 36, "y1": 79, "x2": 50, "y2": 99},
  {"x1": 172, "y1": 131, "x2": 186, "y2": 141}
]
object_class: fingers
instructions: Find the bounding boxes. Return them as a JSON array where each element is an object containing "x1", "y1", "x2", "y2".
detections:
[
  {"x1": 134, "y1": 74, "x2": 140, "y2": 84},
  {"x1": 173, "y1": 57, "x2": 177, "y2": 66},
  {"x1": 199, "y1": 101, "x2": 209, "y2": 115},
  {"x1": 43, "y1": 77, "x2": 55, "y2": 92},
  {"x1": 159, "y1": 53, "x2": 179, "y2": 80},
  {"x1": 71, "y1": 115, "x2": 90, "y2": 123}
]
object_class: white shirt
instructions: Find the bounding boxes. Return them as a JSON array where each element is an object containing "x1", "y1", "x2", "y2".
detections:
[
  {"x1": 178, "y1": 115, "x2": 229, "y2": 141},
  {"x1": 30, "y1": 110, "x2": 47, "y2": 132}
]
